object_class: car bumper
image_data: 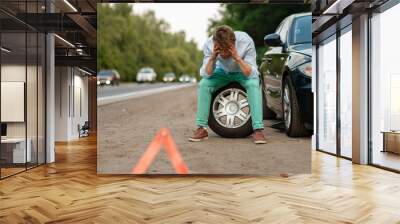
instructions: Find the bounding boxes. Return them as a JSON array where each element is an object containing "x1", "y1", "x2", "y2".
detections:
[{"x1": 97, "y1": 80, "x2": 112, "y2": 85}]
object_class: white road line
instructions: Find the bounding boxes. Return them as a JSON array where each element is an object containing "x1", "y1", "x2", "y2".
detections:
[{"x1": 98, "y1": 83, "x2": 196, "y2": 106}]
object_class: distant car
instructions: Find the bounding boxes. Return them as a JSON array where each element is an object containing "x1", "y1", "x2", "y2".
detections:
[
  {"x1": 190, "y1": 77, "x2": 197, "y2": 83},
  {"x1": 259, "y1": 12, "x2": 312, "y2": 137},
  {"x1": 137, "y1": 67, "x2": 157, "y2": 83},
  {"x1": 97, "y1": 70, "x2": 120, "y2": 86},
  {"x1": 163, "y1": 72, "x2": 176, "y2": 82},
  {"x1": 179, "y1": 74, "x2": 191, "y2": 83}
]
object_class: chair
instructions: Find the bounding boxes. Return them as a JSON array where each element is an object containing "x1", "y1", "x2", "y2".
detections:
[{"x1": 78, "y1": 121, "x2": 90, "y2": 138}]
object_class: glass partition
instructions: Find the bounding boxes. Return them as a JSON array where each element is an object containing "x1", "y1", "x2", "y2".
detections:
[
  {"x1": 0, "y1": 1, "x2": 46, "y2": 179},
  {"x1": 370, "y1": 4, "x2": 400, "y2": 171},
  {"x1": 317, "y1": 35, "x2": 337, "y2": 154},
  {"x1": 339, "y1": 26, "x2": 352, "y2": 158},
  {"x1": 27, "y1": 30, "x2": 38, "y2": 169},
  {"x1": 1, "y1": 30, "x2": 28, "y2": 177}
]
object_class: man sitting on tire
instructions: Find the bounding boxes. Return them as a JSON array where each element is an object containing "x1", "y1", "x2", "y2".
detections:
[{"x1": 189, "y1": 25, "x2": 266, "y2": 144}]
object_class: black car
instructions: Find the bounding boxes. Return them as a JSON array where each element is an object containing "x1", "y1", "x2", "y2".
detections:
[{"x1": 259, "y1": 12, "x2": 312, "y2": 137}]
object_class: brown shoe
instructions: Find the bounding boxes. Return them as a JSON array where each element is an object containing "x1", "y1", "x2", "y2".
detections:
[
  {"x1": 188, "y1": 127, "x2": 208, "y2": 142},
  {"x1": 252, "y1": 130, "x2": 266, "y2": 144}
]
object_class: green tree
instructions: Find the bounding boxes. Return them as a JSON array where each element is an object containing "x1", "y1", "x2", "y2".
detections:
[
  {"x1": 208, "y1": 4, "x2": 310, "y2": 64},
  {"x1": 98, "y1": 4, "x2": 203, "y2": 81}
]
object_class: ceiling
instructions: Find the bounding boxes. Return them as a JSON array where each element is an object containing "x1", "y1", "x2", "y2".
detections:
[
  {"x1": 0, "y1": 0, "x2": 97, "y2": 73},
  {"x1": 312, "y1": 0, "x2": 389, "y2": 40}
]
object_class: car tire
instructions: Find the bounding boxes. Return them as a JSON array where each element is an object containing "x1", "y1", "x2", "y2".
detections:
[
  {"x1": 208, "y1": 83, "x2": 253, "y2": 138},
  {"x1": 262, "y1": 90, "x2": 276, "y2": 119},
  {"x1": 283, "y1": 76, "x2": 311, "y2": 137}
]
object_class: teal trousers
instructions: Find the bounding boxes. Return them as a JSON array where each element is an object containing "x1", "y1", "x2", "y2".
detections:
[{"x1": 195, "y1": 68, "x2": 264, "y2": 130}]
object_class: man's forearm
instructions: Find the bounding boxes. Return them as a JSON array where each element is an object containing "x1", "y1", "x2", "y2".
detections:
[
  {"x1": 235, "y1": 58, "x2": 252, "y2": 76},
  {"x1": 205, "y1": 58, "x2": 217, "y2": 76}
]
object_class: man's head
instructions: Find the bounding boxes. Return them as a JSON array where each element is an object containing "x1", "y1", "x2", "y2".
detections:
[{"x1": 212, "y1": 25, "x2": 236, "y2": 59}]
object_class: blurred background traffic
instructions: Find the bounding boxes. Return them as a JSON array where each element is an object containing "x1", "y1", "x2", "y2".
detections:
[{"x1": 97, "y1": 3, "x2": 309, "y2": 86}]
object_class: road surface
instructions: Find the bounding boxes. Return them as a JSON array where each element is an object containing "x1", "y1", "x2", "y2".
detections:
[
  {"x1": 97, "y1": 85, "x2": 311, "y2": 175},
  {"x1": 97, "y1": 82, "x2": 195, "y2": 105}
]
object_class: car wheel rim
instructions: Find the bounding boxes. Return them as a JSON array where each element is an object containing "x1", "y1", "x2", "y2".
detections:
[
  {"x1": 212, "y1": 88, "x2": 251, "y2": 128},
  {"x1": 283, "y1": 84, "x2": 291, "y2": 129}
]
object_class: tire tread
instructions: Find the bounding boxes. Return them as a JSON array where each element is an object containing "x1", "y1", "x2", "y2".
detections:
[{"x1": 284, "y1": 76, "x2": 311, "y2": 137}]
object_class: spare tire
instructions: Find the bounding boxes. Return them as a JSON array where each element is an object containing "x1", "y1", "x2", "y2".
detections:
[{"x1": 208, "y1": 83, "x2": 253, "y2": 138}]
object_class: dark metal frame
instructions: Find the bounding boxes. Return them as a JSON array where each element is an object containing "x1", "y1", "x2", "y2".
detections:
[
  {"x1": 315, "y1": 44, "x2": 319, "y2": 151},
  {"x1": 367, "y1": 10, "x2": 373, "y2": 166},
  {"x1": 336, "y1": 19, "x2": 341, "y2": 157}
]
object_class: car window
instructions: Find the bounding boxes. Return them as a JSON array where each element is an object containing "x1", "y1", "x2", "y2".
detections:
[
  {"x1": 98, "y1": 71, "x2": 112, "y2": 77},
  {"x1": 140, "y1": 68, "x2": 153, "y2": 73},
  {"x1": 278, "y1": 17, "x2": 291, "y2": 44},
  {"x1": 289, "y1": 15, "x2": 311, "y2": 45}
]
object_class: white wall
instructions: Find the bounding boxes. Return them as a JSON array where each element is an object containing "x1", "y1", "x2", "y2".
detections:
[
  {"x1": 1, "y1": 65, "x2": 27, "y2": 138},
  {"x1": 1, "y1": 65, "x2": 26, "y2": 131},
  {"x1": 55, "y1": 67, "x2": 89, "y2": 141},
  {"x1": 72, "y1": 71, "x2": 89, "y2": 138},
  {"x1": 1, "y1": 63, "x2": 46, "y2": 164},
  {"x1": 55, "y1": 66, "x2": 70, "y2": 141}
]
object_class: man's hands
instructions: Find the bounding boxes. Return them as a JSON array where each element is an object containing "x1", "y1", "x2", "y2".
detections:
[
  {"x1": 228, "y1": 44, "x2": 252, "y2": 76},
  {"x1": 228, "y1": 44, "x2": 241, "y2": 62},
  {"x1": 211, "y1": 44, "x2": 220, "y2": 60},
  {"x1": 206, "y1": 45, "x2": 220, "y2": 76},
  {"x1": 212, "y1": 43, "x2": 239, "y2": 61},
  {"x1": 205, "y1": 43, "x2": 251, "y2": 76}
]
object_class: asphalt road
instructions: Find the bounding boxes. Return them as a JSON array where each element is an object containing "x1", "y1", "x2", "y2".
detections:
[
  {"x1": 97, "y1": 82, "x2": 192, "y2": 98},
  {"x1": 97, "y1": 82, "x2": 195, "y2": 105},
  {"x1": 98, "y1": 85, "x2": 311, "y2": 175}
]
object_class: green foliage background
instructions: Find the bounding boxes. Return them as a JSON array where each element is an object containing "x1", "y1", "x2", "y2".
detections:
[
  {"x1": 98, "y1": 4, "x2": 203, "y2": 82},
  {"x1": 208, "y1": 4, "x2": 310, "y2": 65},
  {"x1": 98, "y1": 4, "x2": 310, "y2": 82}
]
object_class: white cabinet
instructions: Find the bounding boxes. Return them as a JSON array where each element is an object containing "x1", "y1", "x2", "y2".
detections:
[{"x1": 1, "y1": 138, "x2": 32, "y2": 163}]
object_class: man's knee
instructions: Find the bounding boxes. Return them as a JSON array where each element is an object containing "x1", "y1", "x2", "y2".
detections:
[
  {"x1": 243, "y1": 78, "x2": 260, "y2": 90},
  {"x1": 199, "y1": 78, "x2": 219, "y2": 89},
  {"x1": 199, "y1": 79, "x2": 210, "y2": 89},
  {"x1": 198, "y1": 78, "x2": 215, "y2": 94}
]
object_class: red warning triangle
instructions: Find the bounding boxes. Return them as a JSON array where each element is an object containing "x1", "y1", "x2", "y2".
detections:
[{"x1": 132, "y1": 128, "x2": 189, "y2": 174}]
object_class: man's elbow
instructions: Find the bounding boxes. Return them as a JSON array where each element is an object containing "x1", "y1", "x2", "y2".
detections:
[{"x1": 206, "y1": 67, "x2": 214, "y2": 76}]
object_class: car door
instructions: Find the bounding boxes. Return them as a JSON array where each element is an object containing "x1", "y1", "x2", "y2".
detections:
[
  {"x1": 262, "y1": 18, "x2": 291, "y2": 117},
  {"x1": 260, "y1": 19, "x2": 284, "y2": 112}
]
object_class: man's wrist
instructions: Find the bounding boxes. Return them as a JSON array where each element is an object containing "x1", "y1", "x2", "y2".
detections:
[{"x1": 233, "y1": 55, "x2": 241, "y2": 62}]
